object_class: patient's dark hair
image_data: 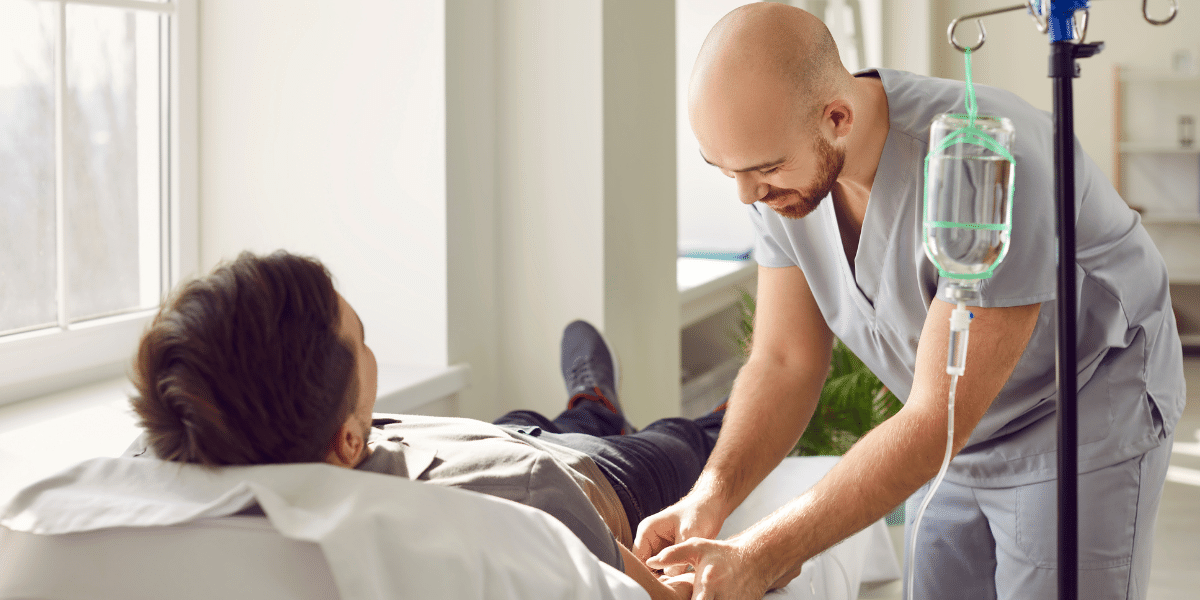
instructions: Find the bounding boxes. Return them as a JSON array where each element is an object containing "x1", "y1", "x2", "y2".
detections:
[{"x1": 131, "y1": 250, "x2": 358, "y2": 466}]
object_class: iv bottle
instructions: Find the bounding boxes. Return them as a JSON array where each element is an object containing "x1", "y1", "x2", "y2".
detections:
[{"x1": 923, "y1": 113, "x2": 1016, "y2": 302}]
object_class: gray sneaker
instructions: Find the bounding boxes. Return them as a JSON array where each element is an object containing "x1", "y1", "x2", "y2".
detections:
[{"x1": 560, "y1": 320, "x2": 636, "y2": 434}]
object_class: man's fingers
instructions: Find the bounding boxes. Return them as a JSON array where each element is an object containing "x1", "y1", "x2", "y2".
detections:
[
  {"x1": 646, "y1": 538, "x2": 706, "y2": 570},
  {"x1": 633, "y1": 517, "x2": 675, "y2": 562},
  {"x1": 693, "y1": 563, "x2": 719, "y2": 600},
  {"x1": 663, "y1": 562, "x2": 692, "y2": 577},
  {"x1": 634, "y1": 534, "x2": 667, "y2": 564},
  {"x1": 632, "y1": 525, "x2": 653, "y2": 562}
]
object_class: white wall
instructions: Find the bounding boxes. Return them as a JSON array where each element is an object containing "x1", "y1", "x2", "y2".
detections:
[
  {"x1": 198, "y1": 1, "x2": 449, "y2": 369},
  {"x1": 492, "y1": 0, "x2": 680, "y2": 425},
  {"x1": 676, "y1": 0, "x2": 759, "y2": 257},
  {"x1": 199, "y1": 1, "x2": 679, "y2": 425},
  {"x1": 601, "y1": 0, "x2": 681, "y2": 427},
  {"x1": 883, "y1": 0, "x2": 931, "y2": 74},
  {"x1": 494, "y1": 0, "x2": 607, "y2": 419},
  {"x1": 446, "y1": 1, "x2": 500, "y2": 419}
]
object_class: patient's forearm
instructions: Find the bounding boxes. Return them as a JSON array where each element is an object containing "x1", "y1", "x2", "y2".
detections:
[{"x1": 618, "y1": 544, "x2": 690, "y2": 600}]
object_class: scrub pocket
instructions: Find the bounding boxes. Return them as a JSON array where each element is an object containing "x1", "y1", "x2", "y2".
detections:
[
  {"x1": 979, "y1": 438, "x2": 1170, "y2": 600},
  {"x1": 1014, "y1": 455, "x2": 1139, "y2": 570}
]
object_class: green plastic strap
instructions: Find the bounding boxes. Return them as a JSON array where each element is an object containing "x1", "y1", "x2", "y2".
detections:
[
  {"x1": 927, "y1": 221, "x2": 1007, "y2": 231},
  {"x1": 922, "y1": 48, "x2": 1016, "y2": 280}
]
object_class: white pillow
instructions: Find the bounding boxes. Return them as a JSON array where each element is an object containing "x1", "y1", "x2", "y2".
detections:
[{"x1": 1, "y1": 456, "x2": 648, "y2": 600}]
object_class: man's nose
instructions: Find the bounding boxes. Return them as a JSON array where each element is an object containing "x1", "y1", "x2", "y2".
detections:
[{"x1": 736, "y1": 174, "x2": 766, "y2": 205}]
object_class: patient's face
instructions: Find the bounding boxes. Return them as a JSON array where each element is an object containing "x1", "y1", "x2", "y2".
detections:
[{"x1": 336, "y1": 293, "x2": 378, "y2": 445}]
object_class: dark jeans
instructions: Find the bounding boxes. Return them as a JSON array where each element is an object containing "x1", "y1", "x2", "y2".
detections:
[{"x1": 493, "y1": 402, "x2": 724, "y2": 535}]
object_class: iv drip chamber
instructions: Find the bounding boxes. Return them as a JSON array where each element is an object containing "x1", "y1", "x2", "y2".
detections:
[{"x1": 923, "y1": 114, "x2": 1016, "y2": 282}]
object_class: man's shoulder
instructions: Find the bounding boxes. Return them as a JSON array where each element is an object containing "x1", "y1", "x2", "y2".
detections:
[{"x1": 874, "y1": 68, "x2": 1047, "y2": 141}]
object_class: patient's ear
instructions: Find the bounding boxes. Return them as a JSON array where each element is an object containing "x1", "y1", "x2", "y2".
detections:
[{"x1": 325, "y1": 422, "x2": 365, "y2": 468}]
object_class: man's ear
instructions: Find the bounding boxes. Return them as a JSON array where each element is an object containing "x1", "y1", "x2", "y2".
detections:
[
  {"x1": 325, "y1": 421, "x2": 365, "y2": 468},
  {"x1": 824, "y1": 98, "x2": 854, "y2": 139}
]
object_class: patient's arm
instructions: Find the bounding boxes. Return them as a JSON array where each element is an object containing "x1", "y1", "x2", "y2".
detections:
[{"x1": 618, "y1": 543, "x2": 692, "y2": 600}]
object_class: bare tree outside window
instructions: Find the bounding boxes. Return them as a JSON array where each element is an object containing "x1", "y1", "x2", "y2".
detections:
[
  {"x1": 0, "y1": 0, "x2": 56, "y2": 333},
  {"x1": 0, "y1": 0, "x2": 164, "y2": 335},
  {"x1": 65, "y1": 4, "x2": 160, "y2": 321}
]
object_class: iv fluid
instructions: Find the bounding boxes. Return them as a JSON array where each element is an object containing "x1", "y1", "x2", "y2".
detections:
[
  {"x1": 925, "y1": 155, "x2": 1011, "y2": 274},
  {"x1": 924, "y1": 114, "x2": 1015, "y2": 278}
]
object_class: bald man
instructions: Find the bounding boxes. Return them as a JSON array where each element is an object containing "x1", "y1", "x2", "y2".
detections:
[{"x1": 633, "y1": 4, "x2": 1184, "y2": 600}]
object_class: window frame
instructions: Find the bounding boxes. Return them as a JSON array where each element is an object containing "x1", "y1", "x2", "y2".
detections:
[{"x1": 0, "y1": 0, "x2": 197, "y2": 407}]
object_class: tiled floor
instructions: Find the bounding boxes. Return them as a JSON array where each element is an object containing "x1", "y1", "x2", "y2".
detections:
[{"x1": 863, "y1": 355, "x2": 1200, "y2": 600}]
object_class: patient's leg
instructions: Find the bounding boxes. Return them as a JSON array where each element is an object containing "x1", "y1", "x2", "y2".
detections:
[
  {"x1": 493, "y1": 400, "x2": 625, "y2": 438},
  {"x1": 539, "y1": 408, "x2": 725, "y2": 535},
  {"x1": 494, "y1": 397, "x2": 725, "y2": 536}
]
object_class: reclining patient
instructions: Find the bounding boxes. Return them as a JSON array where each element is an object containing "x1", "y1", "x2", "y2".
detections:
[{"x1": 130, "y1": 250, "x2": 718, "y2": 600}]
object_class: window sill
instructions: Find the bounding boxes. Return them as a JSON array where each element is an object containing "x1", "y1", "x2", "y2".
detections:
[
  {"x1": 0, "y1": 363, "x2": 470, "y2": 507},
  {"x1": 678, "y1": 257, "x2": 757, "y2": 328}
]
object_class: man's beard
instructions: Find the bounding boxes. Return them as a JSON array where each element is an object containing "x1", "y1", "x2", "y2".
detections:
[{"x1": 763, "y1": 133, "x2": 845, "y2": 220}]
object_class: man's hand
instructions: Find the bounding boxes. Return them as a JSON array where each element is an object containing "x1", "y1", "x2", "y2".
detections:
[
  {"x1": 646, "y1": 536, "x2": 773, "y2": 600},
  {"x1": 633, "y1": 494, "x2": 725, "y2": 568}
]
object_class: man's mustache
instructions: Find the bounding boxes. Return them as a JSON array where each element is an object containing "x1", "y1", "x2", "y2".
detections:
[{"x1": 761, "y1": 186, "x2": 798, "y2": 203}]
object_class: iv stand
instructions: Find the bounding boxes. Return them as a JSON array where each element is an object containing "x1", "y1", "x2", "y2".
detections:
[{"x1": 945, "y1": 2, "x2": 1177, "y2": 599}]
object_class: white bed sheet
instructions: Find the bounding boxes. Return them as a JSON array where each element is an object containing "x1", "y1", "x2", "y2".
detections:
[
  {"x1": 0, "y1": 454, "x2": 899, "y2": 600},
  {"x1": 719, "y1": 456, "x2": 902, "y2": 599}
]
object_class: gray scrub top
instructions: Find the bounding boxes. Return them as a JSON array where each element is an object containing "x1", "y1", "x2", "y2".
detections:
[{"x1": 748, "y1": 68, "x2": 1185, "y2": 487}]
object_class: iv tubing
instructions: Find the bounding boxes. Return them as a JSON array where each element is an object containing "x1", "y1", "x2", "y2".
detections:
[{"x1": 905, "y1": 300, "x2": 971, "y2": 600}]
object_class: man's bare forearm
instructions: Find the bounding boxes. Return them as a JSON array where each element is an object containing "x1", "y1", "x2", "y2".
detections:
[
  {"x1": 690, "y1": 352, "x2": 827, "y2": 518},
  {"x1": 733, "y1": 401, "x2": 952, "y2": 588},
  {"x1": 735, "y1": 301, "x2": 1042, "y2": 588}
]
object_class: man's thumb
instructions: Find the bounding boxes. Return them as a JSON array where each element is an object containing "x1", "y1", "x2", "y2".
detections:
[{"x1": 646, "y1": 539, "x2": 704, "y2": 570}]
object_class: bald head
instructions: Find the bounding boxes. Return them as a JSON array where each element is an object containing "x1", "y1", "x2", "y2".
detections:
[
  {"x1": 688, "y1": 3, "x2": 865, "y2": 218},
  {"x1": 690, "y1": 3, "x2": 849, "y2": 131}
]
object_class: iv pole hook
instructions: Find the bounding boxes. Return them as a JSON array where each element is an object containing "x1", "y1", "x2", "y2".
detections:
[
  {"x1": 947, "y1": 2, "x2": 1048, "y2": 54},
  {"x1": 1143, "y1": 0, "x2": 1178, "y2": 25},
  {"x1": 948, "y1": 17, "x2": 987, "y2": 53}
]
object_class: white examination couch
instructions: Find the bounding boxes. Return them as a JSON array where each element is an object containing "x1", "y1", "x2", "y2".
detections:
[{"x1": 0, "y1": 455, "x2": 899, "y2": 599}]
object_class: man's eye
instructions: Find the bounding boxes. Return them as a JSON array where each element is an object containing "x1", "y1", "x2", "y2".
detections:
[{"x1": 761, "y1": 166, "x2": 780, "y2": 175}]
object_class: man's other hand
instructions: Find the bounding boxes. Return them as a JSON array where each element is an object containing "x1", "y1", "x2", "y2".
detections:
[
  {"x1": 633, "y1": 495, "x2": 724, "y2": 567},
  {"x1": 646, "y1": 537, "x2": 772, "y2": 600}
]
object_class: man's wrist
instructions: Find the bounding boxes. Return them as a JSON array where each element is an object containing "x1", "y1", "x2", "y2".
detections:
[{"x1": 687, "y1": 473, "x2": 738, "y2": 523}]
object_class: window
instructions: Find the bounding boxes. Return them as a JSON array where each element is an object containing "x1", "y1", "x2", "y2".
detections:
[{"x1": 0, "y1": 0, "x2": 195, "y2": 406}]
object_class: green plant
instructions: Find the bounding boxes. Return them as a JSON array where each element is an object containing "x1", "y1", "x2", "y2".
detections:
[{"x1": 733, "y1": 289, "x2": 902, "y2": 457}]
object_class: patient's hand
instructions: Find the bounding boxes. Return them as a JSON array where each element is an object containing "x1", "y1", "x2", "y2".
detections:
[
  {"x1": 658, "y1": 572, "x2": 695, "y2": 600},
  {"x1": 619, "y1": 543, "x2": 695, "y2": 600}
]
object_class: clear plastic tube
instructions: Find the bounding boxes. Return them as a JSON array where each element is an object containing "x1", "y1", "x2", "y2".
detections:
[
  {"x1": 905, "y1": 373, "x2": 957, "y2": 600},
  {"x1": 906, "y1": 300, "x2": 971, "y2": 600}
]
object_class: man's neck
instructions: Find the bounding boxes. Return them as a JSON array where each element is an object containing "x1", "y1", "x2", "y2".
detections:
[{"x1": 831, "y1": 74, "x2": 890, "y2": 241}]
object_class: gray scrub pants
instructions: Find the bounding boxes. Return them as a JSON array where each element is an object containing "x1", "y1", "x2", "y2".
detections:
[{"x1": 903, "y1": 435, "x2": 1172, "y2": 600}]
